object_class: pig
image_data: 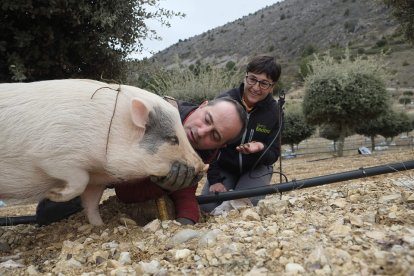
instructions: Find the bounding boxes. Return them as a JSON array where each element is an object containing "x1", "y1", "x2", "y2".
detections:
[{"x1": 0, "y1": 79, "x2": 206, "y2": 225}]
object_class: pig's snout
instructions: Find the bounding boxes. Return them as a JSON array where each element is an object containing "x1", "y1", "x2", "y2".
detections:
[{"x1": 150, "y1": 160, "x2": 207, "y2": 191}]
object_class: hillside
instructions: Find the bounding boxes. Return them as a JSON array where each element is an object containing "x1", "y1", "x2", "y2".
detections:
[{"x1": 149, "y1": 0, "x2": 414, "y2": 88}]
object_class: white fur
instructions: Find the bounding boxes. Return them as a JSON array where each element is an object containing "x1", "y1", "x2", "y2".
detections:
[{"x1": 0, "y1": 79, "x2": 205, "y2": 225}]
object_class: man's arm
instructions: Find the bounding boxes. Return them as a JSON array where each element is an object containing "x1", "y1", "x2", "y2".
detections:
[{"x1": 169, "y1": 185, "x2": 199, "y2": 224}]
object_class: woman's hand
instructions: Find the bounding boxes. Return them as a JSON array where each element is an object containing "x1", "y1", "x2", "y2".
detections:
[
  {"x1": 236, "y1": 141, "x2": 264, "y2": 154},
  {"x1": 209, "y1": 183, "x2": 227, "y2": 193}
]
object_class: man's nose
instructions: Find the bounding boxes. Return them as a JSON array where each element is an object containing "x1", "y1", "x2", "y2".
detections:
[{"x1": 198, "y1": 125, "x2": 214, "y2": 137}]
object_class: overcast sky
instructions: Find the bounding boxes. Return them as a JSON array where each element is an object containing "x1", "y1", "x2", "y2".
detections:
[{"x1": 132, "y1": 0, "x2": 282, "y2": 59}]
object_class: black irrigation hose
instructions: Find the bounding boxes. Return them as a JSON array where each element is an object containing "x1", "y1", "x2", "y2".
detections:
[
  {"x1": 1, "y1": 159, "x2": 413, "y2": 226},
  {"x1": 196, "y1": 159, "x2": 414, "y2": 204},
  {"x1": 0, "y1": 215, "x2": 37, "y2": 226}
]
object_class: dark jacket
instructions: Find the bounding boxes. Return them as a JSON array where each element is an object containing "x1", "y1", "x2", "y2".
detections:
[
  {"x1": 115, "y1": 100, "x2": 218, "y2": 223},
  {"x1": 207, "y1": 84, "x2": 282, "y2": 185}
]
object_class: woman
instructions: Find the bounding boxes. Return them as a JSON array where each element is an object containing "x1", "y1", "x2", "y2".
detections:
[{"x1": 200, "y1": 55, "x2": 283, "y2": 212}]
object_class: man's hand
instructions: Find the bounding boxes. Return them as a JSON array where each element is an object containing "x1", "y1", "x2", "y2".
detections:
[
  {"x1": 236, "y1": 141, "x2": 264, "y2": 154},
  {"x1": 209, "y1": 183, "x2": 227, "y2": 193},
  {"x1": 150, "y1": 161, "x2": 204, "y2": 191}
]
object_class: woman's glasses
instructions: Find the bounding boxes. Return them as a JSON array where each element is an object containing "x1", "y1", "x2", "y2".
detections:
[{"x1": 245, "y1": 75, "x2": 274, "y2": 90}]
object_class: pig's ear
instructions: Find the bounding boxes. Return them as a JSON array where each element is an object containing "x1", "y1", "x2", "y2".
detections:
[{"x1": 130, "y1": 99, "x2": 149, "y2": 129}]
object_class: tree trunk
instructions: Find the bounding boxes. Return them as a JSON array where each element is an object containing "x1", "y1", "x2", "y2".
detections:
[
  {"x1": 290, "y1": 144, "x2": 295, "y2": 153},
  {"x1": 337, "y1": 128, "x2": 346, "y2": 157},
  {"x1": 370, "y1": 136, "x2": 376, "y2": 151}
]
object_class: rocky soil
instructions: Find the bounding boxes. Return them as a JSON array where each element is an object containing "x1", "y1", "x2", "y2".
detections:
[{"x1": 0, "y1": 149, "x2": 413, "y2": 275}]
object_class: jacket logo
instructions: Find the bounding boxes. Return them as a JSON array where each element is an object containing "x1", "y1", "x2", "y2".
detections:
[{"x1": 256, "y1": 124, "x2": 271, "y2": 134}]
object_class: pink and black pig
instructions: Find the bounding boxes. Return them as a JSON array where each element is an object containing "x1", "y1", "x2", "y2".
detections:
[{"x1": 0, "y1": 79, "x2": 206, "y2": 225}]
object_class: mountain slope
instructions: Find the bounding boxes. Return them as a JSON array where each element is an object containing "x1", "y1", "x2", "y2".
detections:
[{"x1": 150, "y1": 0, "x2": 414, "y2": 87}]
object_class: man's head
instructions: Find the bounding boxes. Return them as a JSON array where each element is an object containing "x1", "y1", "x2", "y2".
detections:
[
  {"x1": 243, "y1": 55, "x2": 282, "y2": 107},
  {"x1": 183, "y1": 97, "x2": 247, "y2": 150}
]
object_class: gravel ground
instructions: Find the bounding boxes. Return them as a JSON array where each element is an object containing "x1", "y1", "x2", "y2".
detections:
[{"x1": 0, "y1": 149, "x2": 413, "y2": 275}]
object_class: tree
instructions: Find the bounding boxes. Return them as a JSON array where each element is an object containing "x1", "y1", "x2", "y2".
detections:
[
  {"x1": 303, "y1": 51, "x2": 390, "y2": 156},
  {"x1": 355, "y1": 110, "x2": 412, "y2": 150},
  {"x1": 320, "y1": 124, "x2": 353, "y2": 153},
  {"x1": 281, "y1": 111, "x2": 315, "y2": 152},
  {"x1": 377, "y1": 111, "x2": 413, "y2": 143},
  {"x1": 0, "y1": 0, "x2": 183, "y2": 82},
  {"x1": 382, "y1": 0, "x2": 414, "y2": 43}
]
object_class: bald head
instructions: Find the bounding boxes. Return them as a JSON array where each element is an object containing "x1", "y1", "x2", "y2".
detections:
[{"x1": 183, "y1": 98, "x2": 247, "y2": 150}]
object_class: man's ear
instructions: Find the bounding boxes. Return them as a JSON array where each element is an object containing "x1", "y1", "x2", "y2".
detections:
[{"x1": 199, "y1": 100, "x2": 209, "y2": 108}]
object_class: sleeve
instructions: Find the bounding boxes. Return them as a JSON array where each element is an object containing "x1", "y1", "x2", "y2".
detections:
[
  {"x1": 114, "y1": 178, "x2": 165, "y2": 203},
  {"x1": 206, "y1": 160, "x2": 225, "y2": 186},
  {"x1": 169, "y1": 185, "x2": 199, "y2": 223}
]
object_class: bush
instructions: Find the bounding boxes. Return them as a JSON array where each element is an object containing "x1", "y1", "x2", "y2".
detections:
[{"x1": 137, "y1": 63, "x2": 243, "y2": 103}]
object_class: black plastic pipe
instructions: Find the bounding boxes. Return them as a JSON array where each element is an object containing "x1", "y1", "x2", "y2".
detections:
[
  {"x1": 0, "y1": 215, "x2": 37, "y2": 226},
  {"x1": 196, "y1": 159, "x2": 414, "y2": 204}
]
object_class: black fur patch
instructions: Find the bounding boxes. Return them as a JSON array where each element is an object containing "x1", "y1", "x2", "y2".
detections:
[{"x1": 140, "y1": 105, "x2": 178, "y2": 154}]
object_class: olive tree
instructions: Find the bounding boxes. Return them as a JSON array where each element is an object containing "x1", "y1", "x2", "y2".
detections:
[
  {"x1": 281, "y1": 111, "x2": 315, "y2": 152},
  {"x1": 0, "y1": 0, "x2": 183, "y2": 82},
  {"x1": 377, "y1": 111, "x2": 413, "y2": 143},
  {"x1": 303, "y1": 51, "x2": 391, "y2": 156},
  {"x1": 356, "y1": 110, "x2": 412, "y2": 150},
  {"x1": 320, "y1": 124, "x2": 353, "y2": 153}
]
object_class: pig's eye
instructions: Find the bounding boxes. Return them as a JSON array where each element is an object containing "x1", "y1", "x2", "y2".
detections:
[{"x1": 167, "y1": 135, "x2": 179, "y2": 145}]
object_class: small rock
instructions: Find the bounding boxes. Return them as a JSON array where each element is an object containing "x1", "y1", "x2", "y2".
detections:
[
  {"x1": 169, "y1": 229, "x2": 201, "y2": 247},
  {"x1": 0, "y1": 242, "x2": 10, "y2": 253},
  {"x1": 198, "y1": 229, "x2": 222, "y2": 248},
  {"x1": 89, "y1": 250, "x2": 109, "y2": 264},
  {"x1": 330, "y1": 198, "x2": 347, "y2": 208},
  {"x1": 137, "y1": 260, "x2": 160, "y2": 274},
  {"x1": 329, "y1": 224, "x2": 352, "y2": 238},
  {"x1": 366, "y1": 231, "x2": 385, "y2": 241},
  {"x1": 174, "y1": 248, "x2": 191, "y2": 260},
  {"x1": 245, "y1": 266, "x2": 268, "y2": 275},
  {"x1": 349, "y1": 194, "x2": 362, "y2": 203},
  {"x1": 143, "y1": 219, "x2": 161, "y2": 232},
  {"x1": 241, "y1": 209, "x2": 261, "y2": 221},
  {"x1": 349, "y1": 214, "x2": 363, "y2": 227},
  {"x1": 119, "y1": 217, "x2": 137, "y2": 226},
  {"x1": 285, "y1": 263, "x2": 305, "y2": 273},
  {"x1": 118, "y1": 252, "x2": 131, "y2": 265},
  {"x1": 258, "y1": 199, "x2": 289, "y2": 216},
  {"x1": 379, "y1": 194, "x2": 402, "y2": 204},
  {"x1": 26, "y1": 265, "x2": 39, "y2": 275},
  {"x1": 0, "y1": 259, "x2": 24, "y2": 268},
  {"x1": 77, "y1": 224, "x2": 93, "y2": 233}
]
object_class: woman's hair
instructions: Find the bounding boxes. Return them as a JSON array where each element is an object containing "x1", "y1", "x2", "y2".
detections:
[{"x1": 246, "y1": 55, "x2": 282, "y2": 83}]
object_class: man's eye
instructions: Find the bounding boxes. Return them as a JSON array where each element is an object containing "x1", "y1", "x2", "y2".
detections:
[
  {"x1": 205, "y1": 116, "x2": 211, "y2": 125},
  {"x1": 213, "y1": 132, "x2": 221, "y2": 142},
  {"x1": 167, "y1": 135, "x2": 179, "y2": 145}
]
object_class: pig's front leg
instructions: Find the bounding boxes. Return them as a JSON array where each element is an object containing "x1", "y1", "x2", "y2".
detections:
[
  {"x1": 81, "y1": 184, "x2": 106, "y2": 226},
  {"x1": 42, "y1": 166, "x2": 89, "y2": 202}
]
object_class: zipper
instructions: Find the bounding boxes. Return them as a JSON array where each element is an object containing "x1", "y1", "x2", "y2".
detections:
[{"x1": 238, "y1": 113, "x2": 254, "y2": 174}]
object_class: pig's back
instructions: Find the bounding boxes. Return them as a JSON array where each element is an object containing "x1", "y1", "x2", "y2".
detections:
[{"x1": 0, "y1": 79, "x2": 117, "y2": 160}]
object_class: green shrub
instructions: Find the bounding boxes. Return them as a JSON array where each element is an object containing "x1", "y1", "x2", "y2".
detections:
[{"x1": 144, "y1": 64, "x2": 243, "y2": 103}]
